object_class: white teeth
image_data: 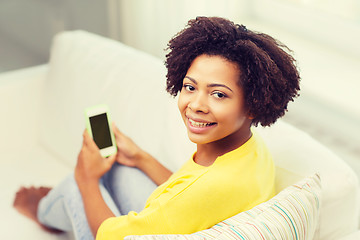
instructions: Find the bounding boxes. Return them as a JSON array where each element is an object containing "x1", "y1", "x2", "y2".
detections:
[{"x1": 189, "y1": 118, "x2": 213, "y2": 127}]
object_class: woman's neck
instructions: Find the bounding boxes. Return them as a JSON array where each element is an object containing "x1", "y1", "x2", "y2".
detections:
[{"x1": 194, "y1": 127, "x2": 252, "y2": 167}]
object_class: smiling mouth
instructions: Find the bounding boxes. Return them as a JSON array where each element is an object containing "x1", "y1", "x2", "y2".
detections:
[{"x1": 188, "y1": 118, "x2": 216, "y2": 128}]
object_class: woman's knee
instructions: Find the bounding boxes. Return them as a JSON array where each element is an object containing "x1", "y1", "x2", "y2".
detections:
[{"x1": 60, "y1": 173, "x2": 80, "y2": 195}]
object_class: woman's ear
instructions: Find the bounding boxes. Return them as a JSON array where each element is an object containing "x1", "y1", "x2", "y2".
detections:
[{"x1": 246, "y1": 111, "x2": 255, "y2": 120}]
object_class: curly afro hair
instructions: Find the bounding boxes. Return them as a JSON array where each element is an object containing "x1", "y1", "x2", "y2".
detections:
[{"x1": 165, "y1": 17, "x2": 300, "y2": 127}]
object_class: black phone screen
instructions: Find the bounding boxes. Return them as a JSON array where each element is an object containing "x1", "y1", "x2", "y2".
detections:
[{"x1": 89, "y1": 113, "x2": 112, "y2": 149}]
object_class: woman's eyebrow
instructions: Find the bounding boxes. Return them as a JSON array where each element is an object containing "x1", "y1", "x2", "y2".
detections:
[
  {"x1": 185, "y1": 76, "x2": 233, "y2": 92},
  {"x1": 207, "y1": 83, "x2": 233, "y2": 92},
  {"x1": 184, "y1": 76, "x2": 197, "y2": 84}
]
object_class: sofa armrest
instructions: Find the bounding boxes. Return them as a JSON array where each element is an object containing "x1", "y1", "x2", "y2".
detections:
[
  {"x1": 0, "y1": 64, "x2": 48, "y2": 149},
  {"x1": 338, "y1": 230, "x2": 360, "y2": 240}
]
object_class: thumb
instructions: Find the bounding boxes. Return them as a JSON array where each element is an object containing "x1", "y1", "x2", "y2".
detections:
[{"x1": 105, "y1": 154, "x2": 117, "y2": 168}]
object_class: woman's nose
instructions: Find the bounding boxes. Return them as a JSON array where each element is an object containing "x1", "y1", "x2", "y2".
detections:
[{"x1": 188, "y1": 93, "x2": 209, "y2": 113}]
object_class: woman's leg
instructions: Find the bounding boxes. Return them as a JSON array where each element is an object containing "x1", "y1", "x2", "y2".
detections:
[
  {"x1": 102, "y1": 163, "x2": 158, "y2": 214},
  {"x1": 37, "y1": 164, "x2": 157, "y2": 239},
  {"x1": 37, "y1": 174, "x2": 120, "y2": 240}
]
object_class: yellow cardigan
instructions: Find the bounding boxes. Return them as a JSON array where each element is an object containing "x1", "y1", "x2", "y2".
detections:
[{"x1": 96, "y1": 131, "x2": 275, "y2": 240}]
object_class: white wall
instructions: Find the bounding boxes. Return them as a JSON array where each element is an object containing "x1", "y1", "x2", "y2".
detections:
[{"x1": 0, "y1": 0, "x2": 110, "y2": 70}]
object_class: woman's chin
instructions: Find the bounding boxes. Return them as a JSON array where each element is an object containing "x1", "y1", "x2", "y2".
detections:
[{"x1": 187, "y1": 133, "x2": 215, "y2": 145}]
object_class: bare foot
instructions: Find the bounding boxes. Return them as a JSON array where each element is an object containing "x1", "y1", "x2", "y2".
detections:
[{"x1": 13, "y1": 186, "x2": 64, "y2": 234}]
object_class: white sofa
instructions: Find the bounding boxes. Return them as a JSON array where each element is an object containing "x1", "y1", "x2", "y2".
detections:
[{"x1": 1, "y1": 30, "x2": 359, "y2": 240}]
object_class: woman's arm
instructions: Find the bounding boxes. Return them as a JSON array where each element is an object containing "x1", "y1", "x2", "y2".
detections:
[
  {"x1": 135, "y1": 150, "x2": 173, "y2": 186},
  {"x1": 75, "y1": 125, "x2": 172, "y2": 236},
  {"x1": 112, "y1": 124, "x2": 172, "y2": 185},
  {"x1": 77, "y1": 180, "x2": 115, "y2": 236},
  {"x1": 75, "y1": 130, "x2": 117, "y2": 236}
]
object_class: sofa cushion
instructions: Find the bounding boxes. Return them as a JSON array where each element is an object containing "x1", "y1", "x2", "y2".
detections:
[
  {"x1": 256, "y1": 121, "x2": 359, "y2": 239},
  {"x1": 39, "y1": 30, "x2": 194, "y2": 170},
  {"x1": 125, "y1": 173, "x2": 321, "y2": 240}
]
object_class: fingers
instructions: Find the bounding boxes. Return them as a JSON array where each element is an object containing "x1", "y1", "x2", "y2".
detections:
[
  {"x1": 112, "y1": 123, "x2": 121, "y2": 137},
  {"x1": 113, "y1": 123, "x2": 127, "y2": 139},
  {"x1": 83, "y1": 129, "x2": 91, "y2": 141},
  {"x1": 112, "y1": 124, "x2": 126, "y2": 149},
  {"x1": 105, "y1": 153, "x2": 117, "y2": 168},
  {"x1": 82, "y1": 129, "x2": 99, "y2": 151}
]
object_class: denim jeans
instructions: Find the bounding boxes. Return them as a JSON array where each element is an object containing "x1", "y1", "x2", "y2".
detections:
[{"x1": 37, "y1": 163, "x2": 157, "y2": 240}]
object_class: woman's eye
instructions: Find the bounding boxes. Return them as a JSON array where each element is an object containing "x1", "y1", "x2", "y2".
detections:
[
  {"x1": 184, "y1": 84, "x2": 195, "y2": 91},
  {"x1": 213, "y1": 91, "x2": 227, "y2": 99}
]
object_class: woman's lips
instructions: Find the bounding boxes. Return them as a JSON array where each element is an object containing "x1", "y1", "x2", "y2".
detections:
[{"x1": 187, "y1": 117, "x2": 217, "y2": 133}]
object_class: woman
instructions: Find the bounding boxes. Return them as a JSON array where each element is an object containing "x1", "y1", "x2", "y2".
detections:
[{"x1": 14, "y1": 17, "x2": 300, "y2": 240}]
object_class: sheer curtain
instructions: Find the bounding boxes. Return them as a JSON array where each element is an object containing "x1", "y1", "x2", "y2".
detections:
[
  {"x1": 108, "y1": 0, "x2": 360, "y2": 58},
  {"x1": 253, "y1": 0, "x2": 360, "y2": 58},
  {"x1": 108, "y1": 0, "x2": 251, "y2": 59}
]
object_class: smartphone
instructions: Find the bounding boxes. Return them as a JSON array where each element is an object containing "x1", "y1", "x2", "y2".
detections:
[{"x1": 85, "y1": 104, "x2": 117, "y2": 157}]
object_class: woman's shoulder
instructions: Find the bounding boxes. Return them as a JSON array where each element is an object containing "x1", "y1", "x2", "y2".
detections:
[{"x1": 216, "y1": 130, "x2": 270, "y2": 162}]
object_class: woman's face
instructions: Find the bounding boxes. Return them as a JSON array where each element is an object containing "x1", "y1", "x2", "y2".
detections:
[{"x1": 178, "y1": 54, "x2": 252, "y2": 146}]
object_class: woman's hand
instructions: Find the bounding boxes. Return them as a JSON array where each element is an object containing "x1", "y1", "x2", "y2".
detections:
[
  {"x1": 112, "y1": 123, "x2": 173, "y2": 185},
  {"x1": 75, "y1": 130, "x2": 117, "y2": 186},
  {"x1": 112, "y1": 123, "x2": 144, "y2": 168}
]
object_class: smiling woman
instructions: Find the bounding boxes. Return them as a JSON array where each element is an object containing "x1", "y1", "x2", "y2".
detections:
[
  {"x1": 13, "y1": 17, "x2": 300, "y2": 240},
  {"x1": 165, "y1": 17, "x2": 300, "y2": 127},
  {"x1": 178, "y1": 55, "x2": 252, "y2": 164}
]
